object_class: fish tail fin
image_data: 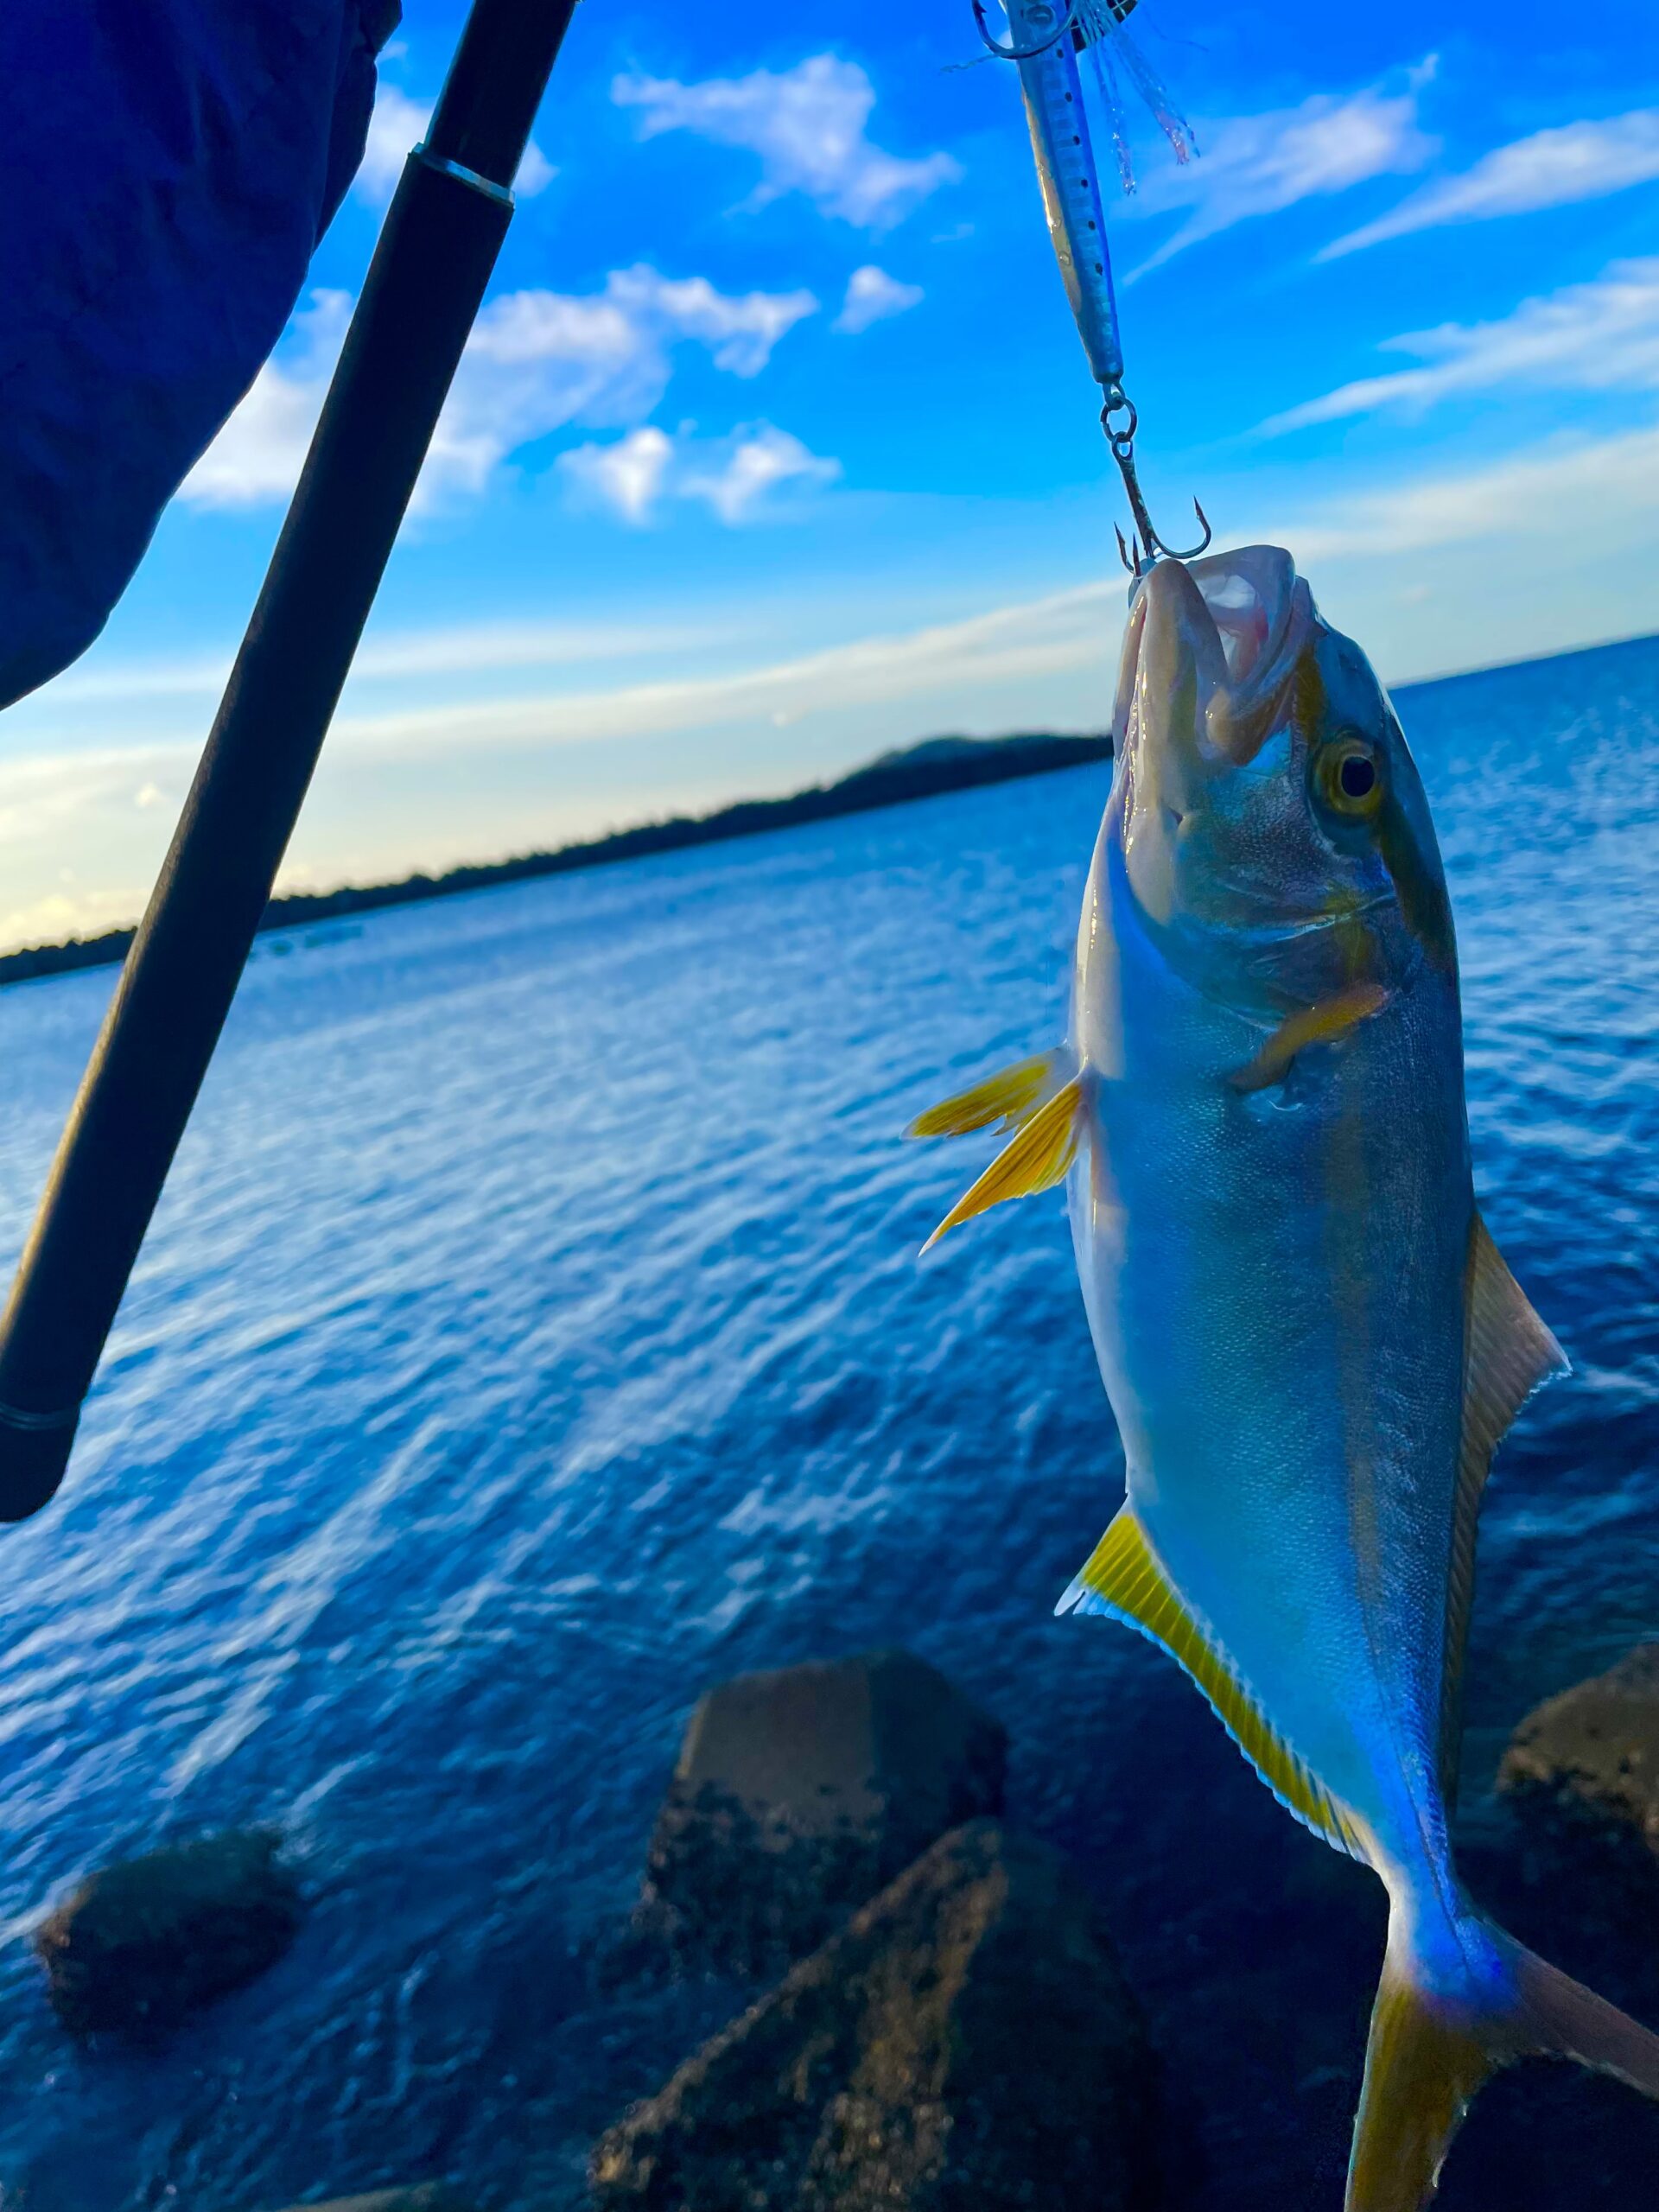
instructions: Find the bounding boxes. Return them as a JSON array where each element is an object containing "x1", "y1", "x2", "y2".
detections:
[{"x1": 1349, "y1": 1899, "x2": 1659, "y2": 2211}]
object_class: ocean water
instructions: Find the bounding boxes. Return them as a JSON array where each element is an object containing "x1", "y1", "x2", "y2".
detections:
[{"x1": 0, "y1": 632, "x2": 1654, "y2": 2211}]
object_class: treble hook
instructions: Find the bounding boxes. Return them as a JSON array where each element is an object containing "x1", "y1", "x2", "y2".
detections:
[
  {"x1": 1102, "y1": 386, "x2": 1211, "y2": 572},
  {"x1": 971, "y1": 0, "x2": 1077, "y2": 62}
]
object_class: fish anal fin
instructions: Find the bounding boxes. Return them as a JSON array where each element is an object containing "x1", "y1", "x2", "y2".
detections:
[
  {"x1": 920, "y1": 1076, "x2": 1083, "y2": 1252},
  {"x1": 908, "y1": 1049, "x2": 1069, "y2": 1139},
  {"x1": 1439, "y1": 1213, "x2": 1569, "y2": 1798},
  {"x1": 1228, "y1": 982, "x2": 1390, "y2": 1094},
  {"x1": 1058, "y1": 1505, "x2": 1369, "y2": 1862}
]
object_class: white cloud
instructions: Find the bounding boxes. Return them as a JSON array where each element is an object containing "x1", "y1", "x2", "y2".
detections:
[
  {"x1": 1320, "y1": 109, "x2": 1659, "y2": 259},
  {"x1": 357, "y1": 86, "x2": 556, "y2": 205},
  {"x1": 1263, "y1": 258, "x2": 1659, "y2": 431},
  {"x1": 1124, "y1": 76, "x2": 1435, "y2": 278},
  {"x1": 600, "y1": 268, "x2": 815, "y2": 375},
  {"x1": 181, "y1": 269, "x2": 818, "y2": 510},
  {"x1": 181, "y1": 289, "x2": 354, "y2": 507},
  {"x1": 357, "y1": 86, "x2": 430, "y2": 200},
  {"x1": 558, "y1": 426, "x2": 675, "y2": 522},
  {"x1": 613, "y1": 54, "x2": 960, "y2": 229},
  {"x1": 560, "y1": 422, "x2": 841, "y2": 524},
  {"x1": 515, "y1": 143, "x2": 558, "y2": 199},
  {"x1": 834, "y1": 265, "x2": 924, "y2": 334},
  {"x1": 679, "y1": 423, "x2": 842, "y2": 521}
]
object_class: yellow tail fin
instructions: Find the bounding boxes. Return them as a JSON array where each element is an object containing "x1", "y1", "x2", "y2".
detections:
[{"x1": 1349, "y1": 1904, "x2": 1659, "y2": 2209}]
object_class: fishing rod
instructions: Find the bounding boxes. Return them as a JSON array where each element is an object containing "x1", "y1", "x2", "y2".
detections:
[
  {"x1": 0, "y1": 0, "x2": 581, "y2": 1522},
  {"x1": 974, "y1": 0, "x2": 1210, "y2": 571}
]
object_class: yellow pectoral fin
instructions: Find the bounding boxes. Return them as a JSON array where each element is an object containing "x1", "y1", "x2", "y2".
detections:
[
  {"x1": 1058, "y1": 1505, "x2": 1369, "y2": 1861},
  {"x1": 908, "y1": 1049, "x2": 1068, "y2": 1139},
  {"x1": 1227, "y1": 981, "x2": 1391, "y2": 1094},
  {"x1": 920, "y1": 1076, "x2": 1083, "y2": 1252}
]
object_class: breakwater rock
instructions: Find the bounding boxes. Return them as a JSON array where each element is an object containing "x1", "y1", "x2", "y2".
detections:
[
  {"x1": 594, "y1": 1818, "x2": 1159, "y2": 2211},
  {"x1": 1499, "y1": 1643, "x2": 1659, "y2": 1863},
  {"x1": 633, "y1": 1648, "x2": 1007, "y2": 1977},
  {"x1": 35, "y1": 1829, "x2": 302, "y2": 2037}
]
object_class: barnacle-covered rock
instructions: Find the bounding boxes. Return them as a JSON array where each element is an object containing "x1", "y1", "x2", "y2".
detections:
[
  {"x1": 634, "y1": 1649, "x2": 1006, "y2": 1976},
  {"x1": 595, "y1": 1820, "x2": 1160, "y2": 2210}
]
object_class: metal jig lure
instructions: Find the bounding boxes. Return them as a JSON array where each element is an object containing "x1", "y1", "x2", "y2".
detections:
[{"x1": 973, "y1": 0, "x2": 1210, "y2": 570}]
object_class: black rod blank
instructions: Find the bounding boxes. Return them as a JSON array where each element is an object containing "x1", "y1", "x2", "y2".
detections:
[{"x1": 0, "y1": 0, "x2": 580, "y2": 1519}]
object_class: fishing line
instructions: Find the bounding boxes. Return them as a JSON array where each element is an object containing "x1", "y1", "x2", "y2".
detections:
[{"x1": 973, "y1": 0, "x2": 1209, "y2": 573}]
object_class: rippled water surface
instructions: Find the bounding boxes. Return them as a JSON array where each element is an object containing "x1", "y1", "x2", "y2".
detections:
[{"x1": 0, "y1": 632, "x2": 1655, "y2": 2211}]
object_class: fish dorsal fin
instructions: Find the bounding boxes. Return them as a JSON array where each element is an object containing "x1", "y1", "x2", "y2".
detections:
[
  {"x1": 1058, "y1": 1504, "x2": 1370, "y2": 1861},
  {"x1": 919, "y1": 1076, "x2": 1083, "y2": 1252},
  {"x1": 1440, "y1": 1213, "x2": 1569, "y2": 1798},
  {"x1": 908, "y1": 1049, "x2": 1070, "y2": 1139}
]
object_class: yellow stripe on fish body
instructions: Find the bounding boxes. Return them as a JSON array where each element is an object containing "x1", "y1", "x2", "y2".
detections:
[{"x1": 919, "y1": 1076, "x2": 1083, "y2": 1252}]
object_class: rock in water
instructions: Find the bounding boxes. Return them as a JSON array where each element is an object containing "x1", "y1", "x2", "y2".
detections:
[
  {"x1": 35, "y1": 1831, "x2": 302, "y2": 2036},
  {"x1": 635, "y1": 1649, "x2": 1007, "y2": 1976},
  {"x1": 1499, "y1": 1643, "x2": 1659, "y2": 1860},
  {"x1": 594, "y1": 1820, "x2": 1160, "y2": 2211}
]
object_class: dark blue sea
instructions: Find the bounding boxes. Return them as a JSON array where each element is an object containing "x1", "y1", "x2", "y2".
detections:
[{"x1": 0, "y1": 632, "x2": 1655, "y2": 2212}]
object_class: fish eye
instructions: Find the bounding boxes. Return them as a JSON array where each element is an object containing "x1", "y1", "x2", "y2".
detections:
[
  {"x1": 1315, "y1": 735, "x2": 1384, "y2": 820},
  {"x1": 1339, "y1": 755, "x2": 1375, "y2": 799}
]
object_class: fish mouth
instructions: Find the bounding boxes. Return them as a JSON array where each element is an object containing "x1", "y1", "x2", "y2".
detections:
[
  {"x1": 1109, "y1": 545, "x2": 1319, "y2": 930},
  {"x1": 1114, "y1": 544, "x2": 1316, "y2": 779}
]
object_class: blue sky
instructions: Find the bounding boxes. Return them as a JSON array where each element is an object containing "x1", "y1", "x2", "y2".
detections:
[{"x1": 4, "y1": 0, "x2": 1658, "y2": 950}]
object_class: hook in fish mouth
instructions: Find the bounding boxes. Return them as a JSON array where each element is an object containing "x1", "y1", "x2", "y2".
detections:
[{"x1": 1103, "y1": 391, "x2": 1211, "y2": 573}]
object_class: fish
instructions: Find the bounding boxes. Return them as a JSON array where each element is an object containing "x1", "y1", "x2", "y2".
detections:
[{"x1": 910, "y1": 543, "x2": 1659, "y2": 2208}]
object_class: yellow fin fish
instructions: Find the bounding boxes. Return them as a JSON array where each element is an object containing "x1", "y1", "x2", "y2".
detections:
[{"x1": 911, "y1": 543, "x2": 1659, "y2": 2208}]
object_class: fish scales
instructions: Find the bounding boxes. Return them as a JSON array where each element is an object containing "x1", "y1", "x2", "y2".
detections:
[{"x1": 911, "y1": 543, "x2": 1659, "y2": 2209}]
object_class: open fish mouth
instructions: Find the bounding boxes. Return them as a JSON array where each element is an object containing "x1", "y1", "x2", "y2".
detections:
[
  {"x1": 1115, "y1": 545, "x2": 1319, "y2": 777},
  {"x1": 1109, "y1": 544, "x2": 1345, "y2": 952}
]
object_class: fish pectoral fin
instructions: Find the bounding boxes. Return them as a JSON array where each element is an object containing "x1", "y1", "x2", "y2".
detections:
[
  {"x1": 1058, "y1": 1504, "x2": 1369, "y2": 1862},
  {"x1": 1438, "y1": 1213, "x2": 1570, "y2": 1799},
  {"x1": 908, "y1": 1047, "x2": 1073, "y2": 1139},
  {"x1": 919, "y1": 1075, "x2": 1083, "y2": 1252},
  {"x1": 1226, "y1": 981, "x2": 1391, "y2": 1094}
]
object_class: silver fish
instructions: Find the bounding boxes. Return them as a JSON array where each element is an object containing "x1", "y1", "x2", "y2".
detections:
[{"x1": 912, "y1": 543, "x2": 1659, "y2": 2209}]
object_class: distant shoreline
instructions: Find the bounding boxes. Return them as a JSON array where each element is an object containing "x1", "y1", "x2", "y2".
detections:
[{"x1": 0, "y1": 730, "x2": 1112, "y2": 993}]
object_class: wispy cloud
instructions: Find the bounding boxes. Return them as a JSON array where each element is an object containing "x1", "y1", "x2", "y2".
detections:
[
  {"x1": 1320, "y1": 109, "x2": 1659, "y2": 259},
  {"x1": 14, "y1": 416, "x2": 1659, "y2": 954},
  {"x1": 327, "y1": 581, "x2": 1116, "y2": 761},
  {"x1": 834, "y1": 265, "x2": 924, "y2": 334},
  {"x1": 1124, "y1": 72, "x2": 1435, "y2": 278},
  {"x1": 560, "y1": 422, "x2": 841, "y2": 524},
  {"x1": 613, "y1": 54, "x2": 960, "y2": 229},
  {"x1": 1263, "y1": 259, "x2": 1659, "y2": 432},
  {"x1": 0, "y1": 581, "x2": 1118, "y2": 946},
  {"x1": 41, "y1": 619, "x2": 734, "y2": 709},
  {"x1": 181, "y1": 269, "x2": 818, "y2": 510},
  {"x1": 356, "y1": 85, "x2": 556, "y2": 205},
  {"x1": 1277, "y1": 418, "x2": 1659, "y2": 563}
]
